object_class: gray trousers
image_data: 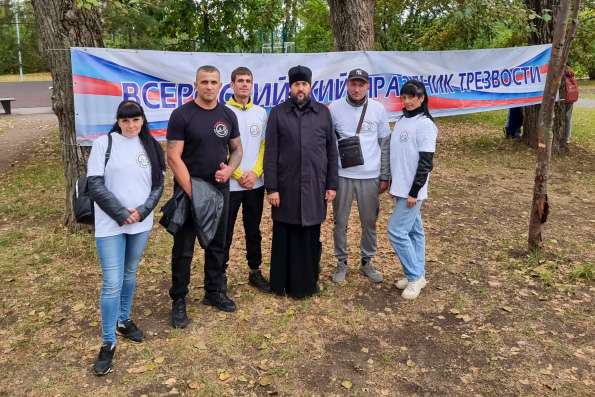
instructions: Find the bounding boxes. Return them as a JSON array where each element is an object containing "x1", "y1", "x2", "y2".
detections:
[
  {"x1": 333, "y1": 176, "x2": 379, "y2": 263},
  {"x1": 564, "y1": 103, "x2": 573, "y2": 143}
]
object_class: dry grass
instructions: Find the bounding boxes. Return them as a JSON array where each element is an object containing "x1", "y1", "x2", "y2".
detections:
[
  {"x1": 0, "y1": 111, "x2": 593, "y2": 396},
  {"x1": 0, "y1": 72, "x2": 52, "y2": 83}
]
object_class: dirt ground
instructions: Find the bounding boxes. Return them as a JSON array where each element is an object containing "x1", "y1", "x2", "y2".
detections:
[
  {"x1": 0, "y1": 114, "x2": 593, "y2": 397},
  {"x1": 0, "y1": 114, "x2": 57, "y2": 172}
]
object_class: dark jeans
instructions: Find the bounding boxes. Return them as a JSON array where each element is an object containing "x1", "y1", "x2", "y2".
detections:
[
  {"x1": 169, "y1": 186, "x2": 229, "y2": 300},
  {"x1": 223, "y1": 186, "x2": 265, "y2": 272},
  {"x1": 505, "y1": 107, "x2": 523, "y2": 138}
]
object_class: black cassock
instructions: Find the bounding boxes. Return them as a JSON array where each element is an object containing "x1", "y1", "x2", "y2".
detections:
[{"x1": 264, "y1": 98, "x2": 338, "y2": 298}]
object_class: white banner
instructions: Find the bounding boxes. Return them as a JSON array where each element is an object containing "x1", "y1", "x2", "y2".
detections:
[{"x1": 71, "y1": 45, "x2": 551, "y2": 144}]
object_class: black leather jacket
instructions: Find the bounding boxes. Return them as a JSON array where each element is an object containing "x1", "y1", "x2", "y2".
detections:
[
  {"x1": 88, "y1": 176, "x2": 164, "y2": 226},
  {"x1": 160, "y1": 178, "x2": 224, "y2": 249},
  {"x1": 408, "y1": 151, "x2": 434, "y2": 198}
]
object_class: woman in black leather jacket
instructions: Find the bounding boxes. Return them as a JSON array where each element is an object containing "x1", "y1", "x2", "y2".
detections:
[{"x1": 87, "y1": 100, "x2": 165, "y2": 376}]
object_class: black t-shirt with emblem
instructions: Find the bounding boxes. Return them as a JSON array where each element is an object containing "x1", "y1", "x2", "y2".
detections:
[{"x1": 167, "y1": 101, "x2": 240, "y2": 183}]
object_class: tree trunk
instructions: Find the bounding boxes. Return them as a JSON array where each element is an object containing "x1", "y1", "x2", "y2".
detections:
[
  {"x1": 553, "y1": 79, "x2": 569, "y2": 155},
  {"x1": 30, "y1": 0, "x2": 103, "y2": 228},
  {"x1": 328, "y1": 0, "x2": 376, "y2": 50},
  {"x1": 528, "y1": 0, "x2": 580, "y2": 251},
  {"x1": 523, "y1": 0, "x2": 568, "y2": 150}
]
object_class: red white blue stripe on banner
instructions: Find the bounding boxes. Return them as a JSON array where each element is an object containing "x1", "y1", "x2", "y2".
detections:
[{"x1": 71, "y1": 45, "x2": 551, "y2": 145}]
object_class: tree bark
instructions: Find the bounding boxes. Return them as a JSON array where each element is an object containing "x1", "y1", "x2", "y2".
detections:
[
  {"x1": 528, "y1": 0, "x2": 581, "y2": 251},
  {"x1": 523, "y1": 0, "x2": 568, "y2": 151},
  {"x1": 30, "y1": 0, "x2": 103, "y2": 228},
  {"x1": 328, "y1": 0, "x2": 376, "y2": 50}
]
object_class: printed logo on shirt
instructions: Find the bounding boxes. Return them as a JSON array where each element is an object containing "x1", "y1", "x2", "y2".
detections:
[
  {"x1": 249, "y1": 124, "x2": 261, "y2": 137},
  {"x1": 137, "y1": 152, "x2": 150, "y2": 168},
  {"x1": 213, "y1": 120, "x2": 230, "y2": 138},
  {"x1": 362, "y1": 120, "x2": 377, "y2": 133},
  {"x1": 400, "y1": 130, "x2": 409, "y2": 142}
]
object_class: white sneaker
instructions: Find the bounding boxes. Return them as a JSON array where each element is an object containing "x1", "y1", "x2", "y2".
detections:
[
  {"x1": 401, "y1": 277, "x2": 427, "y2": 300},
  {"x1": 395, "y1": 278, "x2": 408, "y2": 290}
]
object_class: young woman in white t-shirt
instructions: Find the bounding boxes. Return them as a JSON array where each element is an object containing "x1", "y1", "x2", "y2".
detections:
[
  {"x1": 387, "y1": 80, "x2": 438, "y2": 300},
  {"x1": 87, "y1": 101, "x2": 165, "y2": 375}
]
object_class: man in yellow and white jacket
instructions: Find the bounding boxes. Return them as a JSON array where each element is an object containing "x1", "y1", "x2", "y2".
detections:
[{"x1": 223, "y1": 66, "x2": 270, "y2": 292}]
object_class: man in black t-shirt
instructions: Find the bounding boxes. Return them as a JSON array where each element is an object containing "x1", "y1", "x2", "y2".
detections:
[{"x1": 167, "y1": 65, "x2": 243, "y2": 327}]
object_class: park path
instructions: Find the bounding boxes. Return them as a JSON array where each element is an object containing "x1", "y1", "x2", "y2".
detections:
[{"x1": 0, "y1": 113, "x2": 58, "y2": 173}]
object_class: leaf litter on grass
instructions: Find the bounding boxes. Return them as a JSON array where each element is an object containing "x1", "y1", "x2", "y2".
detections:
[{"x1": 0, "y1": 114, "x2": 594, "y2": 396}]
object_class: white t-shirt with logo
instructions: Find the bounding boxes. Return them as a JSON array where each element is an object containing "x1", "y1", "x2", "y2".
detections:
[
  {"x1": 329, "y1": 97, "x2": 392, "y2": 179},
  {"x1": 225, "y1": 104, "x2": 267, "y2": 192},
  {"x1": 389, "y1": 114, "x2": 438, "y2": 200},
  {"x1": 87, "y1": 133, "x2": 153, "y2": 237}
]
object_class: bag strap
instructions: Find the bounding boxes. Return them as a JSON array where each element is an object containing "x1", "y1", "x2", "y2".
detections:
[
  {"x1": 104, "y1": 132, "x2": 112, "y2": 168},
  {"x1": 354, "y1": 100, "x2": 368, "y2": 136}
]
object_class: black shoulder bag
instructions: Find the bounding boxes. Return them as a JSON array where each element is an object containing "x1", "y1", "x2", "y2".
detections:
[
  {"x1": 74, "y1": 133, "x2": 112, "y2": 224},
  {"x1": 336, "y1": 100, "x2": 367, "y2": 168}
]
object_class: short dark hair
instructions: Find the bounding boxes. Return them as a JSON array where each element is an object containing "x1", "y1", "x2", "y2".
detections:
[
  {"x1": 196, "y1": 65, "x2": 220, "y2": 76},
  {"x1": 231, "y1": 66, "x2": 253, "y2": 82}
]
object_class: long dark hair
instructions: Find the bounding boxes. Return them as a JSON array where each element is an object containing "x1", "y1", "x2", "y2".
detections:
[
  {"x1": 400, "y1": 80, "x2": 433, "y2": 120},
  {"x1": 110, "y1": 100, "x2": 165, "y2": 187}
]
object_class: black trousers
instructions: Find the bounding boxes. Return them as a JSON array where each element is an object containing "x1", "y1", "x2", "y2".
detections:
[
  {"x1": 269, "y1": 221, "x2": 322, "y2": 299},
  {"x1": 223, "y1": 186, "x2": 265, "y2": 272},
  {"x1": 169, "y1": 186, "x2": 229, "y2": 300}
]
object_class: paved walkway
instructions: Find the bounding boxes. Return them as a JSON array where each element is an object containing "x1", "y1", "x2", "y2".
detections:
[
  {"x1": 0, "y1": 81, "x2": 52, "y2": 108},
  {"x1": 575, "y1": 98, "x2": 595, "y2": 108}
]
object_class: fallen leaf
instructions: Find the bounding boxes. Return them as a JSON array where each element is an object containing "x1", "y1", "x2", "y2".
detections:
[
  {"x1": 218, "y1": 371, "x2": 231, "y2": 381},
  {"x1": 143, "y1": 309, "x2": 153, "y2": 317},
  {"x1": 406, "y1": 359, "x2": 416, "y2": 367},
  {"x1": 341, "y1": 380, "x2": 353, "y2": 389},
  {"x1": 456, "y1": 314, "x2": 472, "y2": 322},
  {"x1": 127, "y1": 364, "x2": 156, "y2": 374},
  {"x1": 163, "y1": 378, "x2": 176, "y2": 386},
  {"x1": 361, "y1": 347, "x2": 369, "y2": 353},
  {"x1": 193, "y1": 341, "x2": 207, "y2": 350},
  {"x1": 72, "y1": 303, "x2": 85, "y2": 312},
  {"x1": 154, "y1": 356, "x2": 165, "y2": 364},
  {"x1": 259, "y1": 375, "x2": 272, "y2": 386},
  {"x1": 188, "y1": 382, "x2": 202, "y2": 390},
  {"x1": 257, "y1": 360, "x2": 268, "y2": 371}
]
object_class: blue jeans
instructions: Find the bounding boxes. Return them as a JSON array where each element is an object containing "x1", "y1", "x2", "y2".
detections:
[
  {"x1": 96, "y1": 231, "x2": 150, "y2": 344},
  {"x1": 387, "y1": 197, "x2": 425, "y2": 282}
]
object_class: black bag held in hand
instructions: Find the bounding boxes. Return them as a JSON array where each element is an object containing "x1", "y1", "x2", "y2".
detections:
[
  {"x1": 74, "y1": 133, "x2": 112, "y2": 224},
  {"x1": 337, "y1": 100, "x2": 367, "y2": 168}
]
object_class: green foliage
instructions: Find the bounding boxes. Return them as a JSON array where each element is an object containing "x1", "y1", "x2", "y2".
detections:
[
  {"x1": 376, "y1": 0, "x2": 530, "y2": 51},
  {"x1": 104, "y1": 0, "x2": 284, "y2": 52},
  {"x1": 0, "y1": 1, "x2": 46, "y2": 74},
  {"x1": 294, "y1": 0, "x2": 333, "y2": 52},
  {"x1": 570, "y1": 2, "x2": 595, "y2": 79},
  {"x1": 570, "y1": 262, "x2": 594, "y2": 281}
]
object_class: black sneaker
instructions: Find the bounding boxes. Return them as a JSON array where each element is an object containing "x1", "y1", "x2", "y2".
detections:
[
  {"x1": 249, "y1": 270, "x2": 271, "y2": 293},
  {"x1": 93, "y1": 342, "x2": 115, "y2": 376},
  {"x1": 116, "y1": 319, "x2": 144, "y2": 342},
  {"x1": 171, "y1": 298, "x2": 190, "y2": 329},
  {"x1": 202, "y1": 292, "x2": 237, "y2": 312}
]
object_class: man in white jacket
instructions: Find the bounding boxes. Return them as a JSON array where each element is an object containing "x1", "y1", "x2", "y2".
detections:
[
  {"x1": 223, "y1": 66, "x2": 270, "y2": 292},
  {"x1": 329, "y1": 68, "x2": 391, "y2": 284}
]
